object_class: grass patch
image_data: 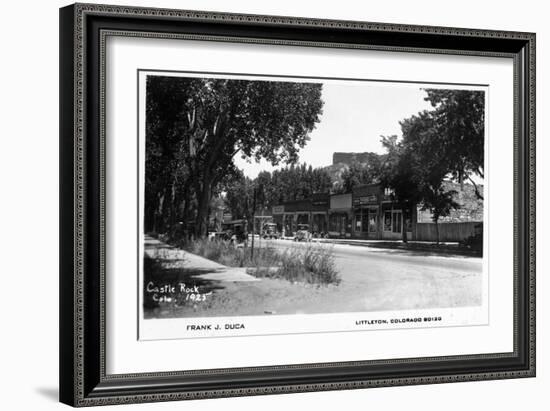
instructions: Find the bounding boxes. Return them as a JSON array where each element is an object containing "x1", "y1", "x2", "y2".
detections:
[
  {"x1": 185, "y1": 238, "x2": 340, "y2": 286},
  {"x1": 184, "y1": 238, "x2": 280, "y2": 268},
  {"x1": 268, "y1": 244, "x2": 340, "y2": 285}
]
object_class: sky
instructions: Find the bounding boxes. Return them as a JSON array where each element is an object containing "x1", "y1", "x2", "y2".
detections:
[{"x1": 234, "y1": 81, "x2": 434, "y2": 178}]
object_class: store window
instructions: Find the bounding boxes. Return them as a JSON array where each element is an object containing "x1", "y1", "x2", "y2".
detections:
[
  {"x1": 368, "y1": 209, "x2": 378, "y2": 233},
  {"x1": 341, "y1": 215, "x2": 348, "y2": 234},
  {"x1": 312, "y1": 214, "x2": 327, "y2": 233},
  {"x1": 329, "y1": 214, "x2": 338, "y2": 232},
  {"x1": 355, "y1": 208, "x2": 376, "y2": 233},
  {"x1": 383, "y1": 211, "x2": 392, "y2": 231},
  {"x1": 383, "y1": 210, "x2": 403, "y2": 233}
]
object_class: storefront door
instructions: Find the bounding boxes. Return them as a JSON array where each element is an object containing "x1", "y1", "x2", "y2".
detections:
[
  {"x1": 383, "y1": 209, "x2": 403, "y2": 238},
  {"x1": 391, "y1": 210, "x2": 402, "y2": 234}
]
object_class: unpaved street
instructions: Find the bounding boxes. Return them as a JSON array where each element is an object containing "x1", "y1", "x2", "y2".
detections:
[{"x1": 145, "y1": 237, "x2": 482, "y2": 318}]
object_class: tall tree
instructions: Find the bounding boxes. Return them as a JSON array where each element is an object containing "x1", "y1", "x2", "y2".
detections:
[
  {"x1": 229, "y1": 164, "x2": 333, "y2": 212},
  {"x1": 223, "y1": 171, "x2": 255, "y2": 223},
  {"x1": 379, "y1": 135, "x2": 423, "y2": 243},
  {"x1": 382, "y1": 111, "x2": 461, "y2": 244},
  {"x1": 145, "y1": 76, "x2": 195, "y2": 233},
  {"x1": 340, "y1": 160, "x2": 381, "y2": 192},
  {"x1": 420, "y1": 187, "x2": 459, "y2": 244},
  {"x1": 423, "y1": 89, "x2": 485, "y2": 199},
  {"x1": 146, "y1": 76, "x2": 324, "y2": 237}
]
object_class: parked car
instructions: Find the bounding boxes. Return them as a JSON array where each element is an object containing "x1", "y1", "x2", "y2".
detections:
[
  {"x1": 231, "y1": 229, "x2": 248, "y2": 245},
  {"x1": 208, "y1": 231, "x2": 230, "y2": 241},
  {"x1": 262, "y1": 223, "x2": 280, "y2": 239},
  {"x1": 221, "y1": 219, "x2": 248, "y2": 245},
  {"x1": 293, "y1": 224, "x2": 312, "y2": 242},
  {"x1": 312, "y1": 231, "x2": 329, "y2": 239}
]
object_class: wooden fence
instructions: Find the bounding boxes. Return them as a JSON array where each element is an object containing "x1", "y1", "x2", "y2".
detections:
[{"x1": 415, "y1": 222, "x2": 482, "y2": 242}]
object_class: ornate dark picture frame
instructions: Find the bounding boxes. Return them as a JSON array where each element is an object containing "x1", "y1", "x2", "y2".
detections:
[{"x1": 59, "y1": 3, "x2": 535, "y2": 407}]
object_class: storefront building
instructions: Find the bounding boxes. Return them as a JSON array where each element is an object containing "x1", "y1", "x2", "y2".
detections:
[
  {"x1": 272, "y1": 184, "x2": 416, "y2": 240},
  {"x1": 280, "y1": 199, "x2": 309, "y2": 237},
  {"x1": 275, "y1": 194, "x2": 330, "y2": 237},
  {"x1": 351, "y1": 184, "x2": 416, "y2": 240},
  {"x1": 328, "y1": 193, "x2": 352, "y2": 238},
  {"x1": 310, "y1": 193, "x2": 329, "y2": 235},
  {"x1": 272, "y1": 205, "x2": 285, "y2": 235}
]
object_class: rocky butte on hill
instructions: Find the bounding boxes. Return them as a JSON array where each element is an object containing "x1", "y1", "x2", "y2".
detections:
[{"x1": 321, "y1": 152, "x2": 383, "y2": 186}]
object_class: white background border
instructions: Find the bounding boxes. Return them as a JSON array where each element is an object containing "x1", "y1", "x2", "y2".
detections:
[{"x1": 106, "y1": 35, "x2": 512, "y2": 375}]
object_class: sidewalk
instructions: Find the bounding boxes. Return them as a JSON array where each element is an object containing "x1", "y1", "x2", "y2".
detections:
[{"x1": 144, "y1": 235, "x2": 260, "y2": 282}]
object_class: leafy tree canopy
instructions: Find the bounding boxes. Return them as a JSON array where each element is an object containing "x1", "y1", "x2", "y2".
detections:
[
  {"x1": 145, "y1": 76, "x2": 324, "y2": 236},
  {"x1": 423, "y1": 89, "x2": 485, "y2": 189}
]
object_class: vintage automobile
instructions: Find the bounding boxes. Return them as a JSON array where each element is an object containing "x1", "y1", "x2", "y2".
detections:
[
  {"x1": 293, "y1": 223, "x2": 312, "y2": 242},
  {"x1": 312, "y1": 231, "x2": 329, "y2": 239},
  {"x1": 220, "y1": 219, "x2": 248, "y2": 245},
  {"x1": 208, "y1": 231, "x2": 231, "y2": 241},
  {"x1": 262, "y1": 222, "x2": 280, "y2": 239}
]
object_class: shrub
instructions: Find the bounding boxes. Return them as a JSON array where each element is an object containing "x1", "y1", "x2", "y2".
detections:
[
  {"x1": 275, "y1": 244, "x2": 340, "y2": 285},
  {"x1": 184, "y1": 238, "x2": 280, "y2": 268},
  {"x1": 460, "y1": 233, "x2": 483, "y2": 254}
]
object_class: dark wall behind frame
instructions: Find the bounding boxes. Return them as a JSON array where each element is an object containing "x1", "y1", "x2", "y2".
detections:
[{"x1": 60, "y1": 3, "x2": 535, "y2": 407}]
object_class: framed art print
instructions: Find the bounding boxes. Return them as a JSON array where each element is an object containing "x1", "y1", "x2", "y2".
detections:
[{"x1": 59, "y1": 3, "x2": 535, "y2": 406}]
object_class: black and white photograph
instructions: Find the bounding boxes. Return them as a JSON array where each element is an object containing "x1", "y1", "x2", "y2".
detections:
[{"x1": 139, "y1": 71, "x2": 487, "y2": 338}]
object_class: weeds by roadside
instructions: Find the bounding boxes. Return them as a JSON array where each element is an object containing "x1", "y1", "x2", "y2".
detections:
[
  {"x1": 184, "y1": 238, "x2": 280, "y2": 268},
  {"x1": 185, "y1": 238, "x2": 340, "y2": 286},
  {"x1": 262, "y1": 244, "x2": 340, "y2": 285}
]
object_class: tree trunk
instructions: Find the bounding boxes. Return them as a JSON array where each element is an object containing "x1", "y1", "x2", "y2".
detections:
[
  {"x1": 401, "y1": 203, "x2": 408, "y2": 243},
  {"x1": 181, "y1": 184, "x2": 190, "y2": 242},
  {"x1": 435, "y1": 219, "x2": 440, "y2": 245},
  {"x1": 157, "y1": 191, "x2": 166, "y2": 233},
  {"x1": 195, "y1": 177, "x2": 213, "y2": 238},
  {"x1": 169, "y1": 181, "x2": 177, "y2": 232},
  {"x1": 466, "y1": 174, "x2": 484, "y2": 200}
]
